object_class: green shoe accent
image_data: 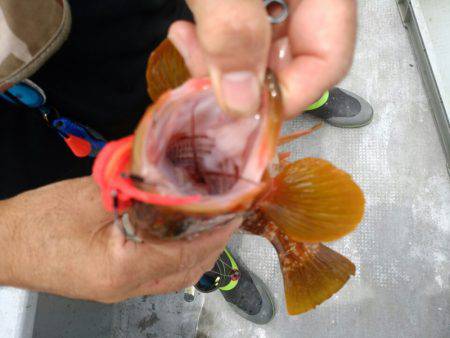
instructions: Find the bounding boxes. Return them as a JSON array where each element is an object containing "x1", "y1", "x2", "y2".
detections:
[
  {"x1": 306, "y1": 91, "x2": 329, "y2": 111},
  {"x1": 219, "y1": 249, "x2": 239, "y2": 291}
]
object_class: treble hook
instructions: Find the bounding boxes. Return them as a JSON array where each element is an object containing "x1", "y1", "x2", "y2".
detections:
[{"x1": 264, "y1": 0, "x2": 289, "y2": 24}]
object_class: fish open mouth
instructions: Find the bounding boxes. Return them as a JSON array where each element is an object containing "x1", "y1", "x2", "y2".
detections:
[
  {"x1": 134, "y1": 79, "x2": 272, "y2": 210},
  {"x1": 163, "y1": 94, "x2": 260, "y2": 195}
]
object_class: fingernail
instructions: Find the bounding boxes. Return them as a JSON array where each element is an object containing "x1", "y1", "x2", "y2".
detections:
[
  {"x1": 269, "y1": 37, "x2": 292, "y2": 72},
  {"x1": 221, "y1": 71, "x2": 261, "y2": 115}
]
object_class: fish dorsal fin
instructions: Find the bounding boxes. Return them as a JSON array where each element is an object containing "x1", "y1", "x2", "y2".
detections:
[
  {"x1": 261, "y1": 158, "x2": 365, "y2": 242},
  {"x1": 146, "y1": 39, "x2": 191, "y2": 102}
]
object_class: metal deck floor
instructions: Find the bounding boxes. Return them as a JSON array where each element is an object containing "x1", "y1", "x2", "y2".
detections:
[{"x1": 31, "y1": 1, "x2": 449, "y2": 337}]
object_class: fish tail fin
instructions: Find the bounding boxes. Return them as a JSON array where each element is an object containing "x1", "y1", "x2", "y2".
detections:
[
  {"x1": 273, "y1": 232, "x2": 355, "y2": 315},
  {"x1": 146, "y1": 39, "x2": 191, "y2": 101},
  {"x1": 261, "y1": 158, "x2": 365, "y2": 242},
  {"x1": 277, "y1": 122, "x2": 323, "y2": 146},
  {"x1": 242, "y1": 214, "x2": 355, "y2": 315}
]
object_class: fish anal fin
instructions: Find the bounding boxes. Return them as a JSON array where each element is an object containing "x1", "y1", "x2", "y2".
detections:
[
  {"x1": 146, "y1": 39, "x2": 191, "y2": 102},
  {"x1": 261, "y1": 158, "x2": 365, "y2": 242}
]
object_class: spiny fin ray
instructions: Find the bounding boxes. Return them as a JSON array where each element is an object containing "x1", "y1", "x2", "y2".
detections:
[{"x1": 277, "y1": 122, "x2": 323, "y2": 146}]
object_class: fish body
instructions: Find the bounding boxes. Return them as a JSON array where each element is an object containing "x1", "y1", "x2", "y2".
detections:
[{"x1": 93, "y1": 39, "x2": 365, "y2": 315}]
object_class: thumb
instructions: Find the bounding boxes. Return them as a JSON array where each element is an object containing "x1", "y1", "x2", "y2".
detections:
[{"x1": 186, "y1": 0, "x2": 271, "y2": 116}]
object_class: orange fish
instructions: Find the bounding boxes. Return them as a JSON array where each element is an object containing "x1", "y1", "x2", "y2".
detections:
[{"x1": 93, "y1": 39, "x2": 365, "y2": 315}]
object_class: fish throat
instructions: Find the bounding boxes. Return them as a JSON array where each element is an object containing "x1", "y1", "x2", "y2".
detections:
[
  {"x1": 166, "y1": 113, "x2": 246, "y2": 195},
  {"x1": 142, "y1": 86, "x2": 264, "y2": 199}
]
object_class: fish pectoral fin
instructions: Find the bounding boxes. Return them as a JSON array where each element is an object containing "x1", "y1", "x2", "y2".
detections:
[
  {"x1": 277, "y1": 240, "x2": 355, "y2": 315},
  {"x1": 146, "y1": 39, "x2": 191, "y2": 101},
  {"x1": 261, "y1": 158, "x2": 365, "y2": 242}
]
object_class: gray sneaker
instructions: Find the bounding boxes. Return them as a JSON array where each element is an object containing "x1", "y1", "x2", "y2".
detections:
[
  {"x1": 308, "y1": 87, "x2": 374, "y2": 128},
  {"x1": 195, "y1": 249, "x2": 275, "y2": 325},
  {"x1": 220, "y1": 268, "x2": 275, "y2": 325},
  {"x1": 0, "y1": 0, "x2": 72, "y2": 90}
]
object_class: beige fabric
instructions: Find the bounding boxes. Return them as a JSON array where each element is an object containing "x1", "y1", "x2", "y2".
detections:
[
  {"x1": 0, "y1": 0, "x2": 71, "y2": 89},
  {"x1": 0, "y1": 54, "x2": 23, "y2": 79}
]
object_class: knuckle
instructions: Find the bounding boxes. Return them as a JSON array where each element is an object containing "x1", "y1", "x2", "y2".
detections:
[{"x1": 200, "y1": 13, "x2": 269, "y2": 57}]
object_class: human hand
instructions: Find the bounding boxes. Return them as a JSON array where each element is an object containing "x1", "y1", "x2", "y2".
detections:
[
  {"x1": 168, "y1": 0, "x2": 357, "y2": 117},
  {"x1": 0, "y1": 177, "x2": 240, "y2": 303}
]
